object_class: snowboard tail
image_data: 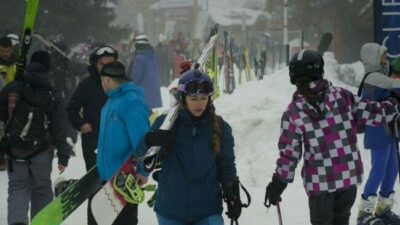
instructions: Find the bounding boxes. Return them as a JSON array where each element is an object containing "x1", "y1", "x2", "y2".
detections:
[{"x1": 31, "y1": 166, "x2": 103, "y2": 225}]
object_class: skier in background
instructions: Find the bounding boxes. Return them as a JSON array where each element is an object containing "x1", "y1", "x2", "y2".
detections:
[
  {"x1": 356, "y1": 43, "x2": 400, "y2": 225},
  {"x1": 97, "y1": 61, "x2": 149, "y2": 225},
  {"x1": 129, "y1": 34, "x2": 162, "y2": 109},
  {"x1": 0, "y1": 51, "x2": 71, "y2": 225},
  {"x1": 0, "y1": 35, "x2": 18, "y2": 171},
  {"x1": 264, "y1": 49, "x2": 400, "y2": 225},
  {"x1": 134, "y1": 69, "x2": 246, "y2": 225},
  {"x1": 67, "y1": 45, "x2": 117, "y2": 225}
]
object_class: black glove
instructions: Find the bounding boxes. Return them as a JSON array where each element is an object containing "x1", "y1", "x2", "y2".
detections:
[
  {"x1": 223, "y1": 177, "x2": 242, "y2": 221},
  {"x1": 264, "y1": 175, "x2": 288, "y2": 207},
  {"x1": 144, "y1": 129, "x2": 171, "y2": 149}
]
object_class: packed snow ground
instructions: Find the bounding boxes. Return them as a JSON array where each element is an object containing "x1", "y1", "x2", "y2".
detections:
[{"x1": 1, "y1": 53, "x2": 399, "y2": 225}]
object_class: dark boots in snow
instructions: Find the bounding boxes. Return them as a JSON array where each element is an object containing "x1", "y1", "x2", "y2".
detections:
[
  {"x1": 357, "y1": 195, "x2": 385, "y2": 225},
  {"x1": 375, "y1": 193, "x2": 400, "y2": 225}
]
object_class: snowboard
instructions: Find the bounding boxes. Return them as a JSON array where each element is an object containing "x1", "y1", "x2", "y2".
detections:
[
  {"x1": 90, "y1": 156, "x2": 156, "y2": 225},
  {"x1": 33, "y1": 33, "x2": 72, "y2": 61},
  {"x1": 31, "y1": 166, "x2": 103, "y2": 225},
  {"x1": 91, "y1": 24, "x2": 221, "y2": 225},
  {"x1": 317, "y1": 32, "x2": 333, "y2": 55}
]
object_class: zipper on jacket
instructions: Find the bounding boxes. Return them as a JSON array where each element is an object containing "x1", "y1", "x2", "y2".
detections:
[{"x1": 101, "y1": 99, "x2": 114, "y2": 179}]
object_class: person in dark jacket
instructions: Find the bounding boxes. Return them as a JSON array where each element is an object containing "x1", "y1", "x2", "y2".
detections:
[
  {"x1": 0, "y1": 50, "x2": 71, "y2": 225},
  {"x1": 66, "y1": 45, "x2": 118, "y2": 225},
  {"x1": 129, "y1": 34, "x2": 162, "y2": 109},
  {"x1": 134, "y1": 69, "x2": 241, "y2": 225}
]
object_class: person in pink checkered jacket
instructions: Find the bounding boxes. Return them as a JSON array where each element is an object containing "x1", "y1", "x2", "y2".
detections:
[{"x1": 264, "y1": 49, "x2": 400, "y2": 225}]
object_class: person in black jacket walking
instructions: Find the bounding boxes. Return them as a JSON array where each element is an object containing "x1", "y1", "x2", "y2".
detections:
[
  {"x1": 0, "y1": 50, "x2": 71, "y2": 225},
  {"x1": 66, "y1": 45, "x2": 118, "y2": 225}
]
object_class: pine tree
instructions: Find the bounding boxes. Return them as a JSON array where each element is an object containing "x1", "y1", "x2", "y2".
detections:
[{"x1": 0, "y1": 0, "x2": 129, "y2": 45}]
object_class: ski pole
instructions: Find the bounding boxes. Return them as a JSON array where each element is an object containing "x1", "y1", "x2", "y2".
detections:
[{"x1": 276, "y1": 201, "x2": 283, "y2": 225}]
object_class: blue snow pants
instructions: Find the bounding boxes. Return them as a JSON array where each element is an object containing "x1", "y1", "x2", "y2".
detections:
[
  {"x1": 363, "y1": 142, "x2": 399, "y2": 198},
  {"x1": 156, "y1": 213, "x2": 224, "y2": 225}
]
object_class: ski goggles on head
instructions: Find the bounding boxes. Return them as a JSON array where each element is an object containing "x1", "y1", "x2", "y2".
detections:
[
  {"x1": 178, "y1": 80, "x2": 213, "y2": 96},
  {"x1": 95, "y1": 46, "x2": 116, "y2": 56}
]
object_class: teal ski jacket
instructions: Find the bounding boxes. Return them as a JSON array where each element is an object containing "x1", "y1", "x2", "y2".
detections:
[{"x1": 97, "y1": 82, "x2": 150, "y2": 180}]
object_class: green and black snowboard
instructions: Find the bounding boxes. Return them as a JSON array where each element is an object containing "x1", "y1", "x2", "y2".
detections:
[{"x1": 31, "y1": 166, "x2": 103, "y2": 225}]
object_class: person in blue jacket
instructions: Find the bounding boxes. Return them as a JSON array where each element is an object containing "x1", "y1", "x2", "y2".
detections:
[
  {"x1": 97, "y1": 61, "x2": 150, "y2": 225},
  {"x1": 134, "y1": 69, "x2": 243, "y2": 225},
  {"x1": 129, "y1": 34, "x2": 162, "y2": 109},
  {"x1": 357, "y1": 43, "x2": 400, "y2": 225}
]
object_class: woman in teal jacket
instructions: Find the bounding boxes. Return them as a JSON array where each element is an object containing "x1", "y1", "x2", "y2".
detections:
[{"x1": 135, "y1": 69, "x2": 241, "y2": 225}]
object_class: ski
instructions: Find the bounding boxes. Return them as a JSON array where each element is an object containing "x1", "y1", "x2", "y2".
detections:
[
  {"x1": 91, "y1": 25, "x2": 220, "y2": 225},
  {"x1": 33, "y1": 33, "x2": 72, "y2": 61},
  {"x1": 16, "y1": 0, "x2": 40, "y2": 79},
  {"x1": 317, "y1": 32, "x2": 333, "y2": 55},
  {"x1": 31, "y1": 166, "x2": 103, "y2": 225}
]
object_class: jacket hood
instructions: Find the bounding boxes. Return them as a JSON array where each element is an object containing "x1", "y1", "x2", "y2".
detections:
[
  {"x1": 25, "y1": 62, "x2": 53, "y2": 89},
  {"x1": 106, "y1": 81, "x2": 145, "y2": 99},
  {"x1": 293, "y1": 79, "x2": 330, "y2": 119},
  {"x1": 360, "y1": 43, "x2": 387, "y2": 74}
]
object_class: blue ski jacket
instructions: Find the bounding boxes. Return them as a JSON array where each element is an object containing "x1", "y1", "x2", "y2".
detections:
[
  {"x1": 360, "y1": 43, "x2": 400, "y2": 148},
  {"x1": 129, "y1": 47, "x2": 162, "y2": 109},
  {"x1": 135, "y1": 108, "x2": 237, "y2": 223},
  {"x1": 97, "y1": 82, "x2": 150, "y2": 180}
]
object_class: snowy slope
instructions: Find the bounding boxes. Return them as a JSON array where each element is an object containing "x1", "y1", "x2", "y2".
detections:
[{"x1": 1, "y1": 54, "x2": 399, "y2": 225}]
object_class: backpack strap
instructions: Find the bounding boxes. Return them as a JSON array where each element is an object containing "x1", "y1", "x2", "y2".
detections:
[{"x1": 357, "y1": 72, "x2": 372, "y2": 97}]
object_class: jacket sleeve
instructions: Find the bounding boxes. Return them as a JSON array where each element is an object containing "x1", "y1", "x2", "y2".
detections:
[
  {"x1": 130, "y1": 56, "x2": 144, "y2": 85},
  {"x1": 217, "y1": 121, "x2": 237, "y2": 187},
  {"x1": 120, "y1": 98, "x2": 150, "y2": 174},
  {"x1": 274, "y1": 111, "x2": 303, "y2": 183},
  {"x1": 66, "y1": 80, "x2": 86, "y2": 131},
  {"x1": 50, "y1": 93, "x2": 71, "y2": 167},
  {"x1": 346, "y1": 89, "x2": 398, "y2": 126},
  {"x1": 133, "y1": 114, "x2": 166, "y2": 176}
]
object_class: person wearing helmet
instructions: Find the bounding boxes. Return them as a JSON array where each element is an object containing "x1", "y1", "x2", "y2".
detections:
[
  {"x1": 129, "y1": 34, "x2": 162, "y2": 109},
  {"x1": 66, "y1": 45, "x2": 118, "y2": 225},
  {"x1": 356, "y1": 43, "x2": 400, "y2": 225},
  {"x1": 134, "y1": 69, "x2": 241, "y2": 225},
  {"x1": 97, "y1": 61, "x2": 150, "y2": 225},
  {"x1": 264, "y1": 49, "x2": 400, "y2": 225}
]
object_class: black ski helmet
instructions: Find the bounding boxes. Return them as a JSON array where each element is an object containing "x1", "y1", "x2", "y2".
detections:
[
  {"x1": 289, "y1": 49, "x2": 324, "y2": 84},
  {"x1": 89, "y1": 45, "x2": 118, "y2": 65}
]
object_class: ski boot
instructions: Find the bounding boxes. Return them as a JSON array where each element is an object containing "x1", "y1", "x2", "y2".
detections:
[
  {"x1": 375, "y1": 193, "x2": 400, "y2": 225},
  {"x1": 357, "y1": 195, "x2": 385, "y2": 225},
  {"x1": 54, "y1": 178, "x2": 77, "y2": 197}
]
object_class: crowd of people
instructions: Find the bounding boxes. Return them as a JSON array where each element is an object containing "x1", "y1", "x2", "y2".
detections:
[{"x1": 0, "y1": 30, "x2": 400, "y2": 225}]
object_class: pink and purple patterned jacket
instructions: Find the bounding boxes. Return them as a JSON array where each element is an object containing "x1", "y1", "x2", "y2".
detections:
[{"x1": 275, "y1": 79, "x2": 398, "y2": 196}]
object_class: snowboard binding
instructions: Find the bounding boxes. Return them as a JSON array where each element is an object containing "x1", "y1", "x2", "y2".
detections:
[
  {"x1": 54, "y1": 178, "x2": 77, "y2": 197},
  {"x1": 113, "y1": 172, "x2": 145, "y2": 204}
]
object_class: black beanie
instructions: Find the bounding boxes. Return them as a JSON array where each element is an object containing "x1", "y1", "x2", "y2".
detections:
[
  {"x1": 100, "y1": 61, "x2": 126, "y2": 78},
  {"x1": 30, "y1": 50, "x2": 51, "y2": 71}
]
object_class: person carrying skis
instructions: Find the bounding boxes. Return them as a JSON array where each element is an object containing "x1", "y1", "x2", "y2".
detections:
[
  {"x1": 134, "y1": 69, "x2": 245, "y2": 225},
  {"x1": 264, "y1": 49, "x2": 400, "y2": 225},
  {"x1": 97, "y1": 61, "x2": 150, "y2": 225},
  {"x1": 356, "y1": 43, "x2": 400, "y2": 225},
  {"x1": 66, "y1": 45, "x2": 118, "y2": 225},
  {"x1": 0, "y1": 50, "x2": 71, "y2": 225}
]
